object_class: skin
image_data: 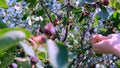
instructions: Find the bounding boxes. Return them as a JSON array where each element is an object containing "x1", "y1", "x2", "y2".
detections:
[{"x1": 91, "y1": 33, "x2": 120, "y2": 57}]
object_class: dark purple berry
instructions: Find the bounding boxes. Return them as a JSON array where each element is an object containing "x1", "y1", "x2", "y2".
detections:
[
  {"x1": 43, "y1": 23, "x2": 56, "y2": 36},
  {"x1": 9, "y1": 63, "x2": 17, "y2": 68},
  {"x1": 67, "y1": 2, "x2": 72, "y2": 7},
  {"x1": 30, "y1": 56, "x2": 39, "y2": 64},
  {"x1": 20, "y1": 52, "x2": 25, "y2": 57},
  {"x1": 102, "y1": 0, "x2": 109, "y2": 6}
]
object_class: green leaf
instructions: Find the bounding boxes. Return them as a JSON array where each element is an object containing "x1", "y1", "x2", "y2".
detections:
[
  {"x1": 113, "y1": 2, "x2": 120, "y2": 10},
  {"x1": 110, "y1": 11, "x2": 119, "y2": 20},
  {"x1": 0, "y1": 0, "x2": 9, "y2": 9},
  {"x1": 0, "y1": 31, "x2": 26, "y2": 53},
  {"x1": 115, "y1": 60, "x2": 120, "y2": 67},
  {"x1": 36, "y1": 9, "x2": 45, "y2": 16},
  {"x1": 38, "y1": 52, "x2": 46, "y2": 60},
  {"x1": 19, "y1": 41, "x2": 35, "y2": 56},
  {"x1": 22, "y1": 13, "x2": 29, "y2": 20},
  {"x1": 0, "y1": 17, "x2": 8, "y2": 28},
  {"x1": 28, "y1": 0, "x2": 38, "y2": 8},
  {"x1": 46, "y1": 40, "x2": 68, "y2": 68},
  {"x1": 93, "y1": 16, "x2": 99, "y2": 27},
  {"x1": 18, "y1": 61, "x2": 31, "y2": 68},
  {"x1": 0, "y1": 55, "x2": 14, "y2": 68},
  {"x1": 0, "y1": 28, "x2": 31, "y2": 39},
  {"x1": 96, "y1": 7, "x2": 109, "y2": 20}
]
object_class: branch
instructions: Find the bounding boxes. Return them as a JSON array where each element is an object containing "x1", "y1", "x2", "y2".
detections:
[
  {"x1": 62, "y1": 26, "x2": 68, "y2": 42},
  {"x1": 39, "y1": 0, "x2": 53, "y2": 23},
  {"x1": 62, "y1": 0, "x2": 70, "y2": 42}
]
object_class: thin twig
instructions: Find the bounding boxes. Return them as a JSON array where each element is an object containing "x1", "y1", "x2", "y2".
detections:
[
  {"x1": 39, "y1": 0, "x2": 53, "y2": 23},
  {"x1": 62, "y1": 26, "x2": 68, "y2": 42},
  {"x1": 62, "y1": 0, "x2": 70, "y2": 42}
]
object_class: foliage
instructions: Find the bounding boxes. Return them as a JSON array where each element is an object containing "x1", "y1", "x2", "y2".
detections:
[{"x1": 0, "y1": 0, "x2": 120, "y2": 68}]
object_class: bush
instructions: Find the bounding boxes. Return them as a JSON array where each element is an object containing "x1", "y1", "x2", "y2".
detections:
[{"x1": 0, "y1": 0, "x2": 120, "y2": 68}]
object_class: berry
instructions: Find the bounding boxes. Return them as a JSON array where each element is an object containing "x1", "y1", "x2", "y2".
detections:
[
  {"x1": 112, "y1": 29, "x2": 117, "y2": 33},
  {"x1": 20, "y1": 52, "x2": 25, "y2": 57},
  {"x1": 92, "y1": 3, "x2": 97, "y2": 7},
  {"x1": 43, "y1": 23, "x2": 56, "y2": 36},
  {"x1": 54, "y1": 19, "x2": 59, "y2": 25},
  {"x1": 68, "y1": 20, "x2": 73, "y2": 23},
  {"x1": 67, "y1": 2, "x2": 72, "y2": 7},
  {"x1": 67, "y1": 2, "x2": 73, "y2": 8},
  {"x1": 30, "y1": 56, "x2": 39, "y2": 64},
  {"x1": 31, "y1": 34, "x2": 46, "y2": 43},
  {"x1": 102, "y1": 0, "x2": 109, "y2": 6},
  {"x1": 9, "y1": 63, "x2": 17, "y2": 68},
  {"x1": 82, "y1": 11, "x2": 89, "y2": 16}
]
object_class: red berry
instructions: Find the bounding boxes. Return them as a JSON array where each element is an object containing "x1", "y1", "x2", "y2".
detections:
[
  {"x1": 67, "y1": 2, "x2": 72, "y2": 7},
  {"x1": 68, "y1": 20, "x2": 73, "y2": 23},
  {"x1": 112, "y1": 29, "x2": 117, "y2": 33},
  {"x1": 54, "y1": 19, "x2": 59, "y2": 25},
  {"x1": 82, "y1": 11, "x2": 89, "y2": 16},
  {"x1": 102, "y1": 0, "x2": 109, "y2": 6},
  {"x1": 43, "y1": 23, "x2": 56, "y2": 36},
  {"x1": 31, "y1": 34, "x2": 46, "y2": 43},
  {"x1": 92, "y1": 3, "x2": 97, "y2": 7}
]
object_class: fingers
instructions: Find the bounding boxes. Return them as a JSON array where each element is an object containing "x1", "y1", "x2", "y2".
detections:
[
  {"x1": 91, "y1": 34, "x2": 107, "y2": 45},
  {"x1": 92, "y1": 40, "x2": 110, "y2": 54},
  {"x1": 107, "y1": 33, "x2": 118, "y2": 39}
]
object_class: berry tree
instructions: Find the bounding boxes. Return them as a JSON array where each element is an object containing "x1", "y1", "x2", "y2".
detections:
[{"x1": 0, "y1": 0, "x2": 120, "y2": 68}]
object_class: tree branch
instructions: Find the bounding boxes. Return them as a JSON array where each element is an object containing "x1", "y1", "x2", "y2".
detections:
[
  {"x1": 62, "y1": 26, "x2": 68, "y2": 42},
  {"x1": 62, "y1": 0, "x2": 70, "y2": 42},
  {"x1": 39, "y1": 0, "x2": 53, "y2": 23}
]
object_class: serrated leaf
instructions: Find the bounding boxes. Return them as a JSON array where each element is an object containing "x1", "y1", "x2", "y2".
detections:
[
  {"x1": 19, "y1": 41, "x2": 35, "y2": 56},
  {"x1": 46, "y1": 40, "x2": 68, "y2": 68},
  {"x1": 0, "y1": 0, "x2": 9, "y2": 9}
]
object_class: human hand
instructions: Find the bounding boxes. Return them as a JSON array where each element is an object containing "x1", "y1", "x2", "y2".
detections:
[{"x1": 91, "y1": 33, "x2": 120, "y2": 57}]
